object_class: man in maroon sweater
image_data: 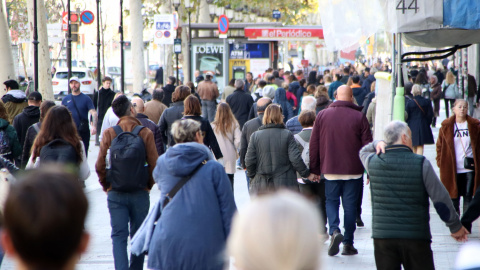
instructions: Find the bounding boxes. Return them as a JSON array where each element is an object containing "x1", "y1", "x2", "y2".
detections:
[{"x1": 309, "y1": 85, "x2": 372, "y2": 256}]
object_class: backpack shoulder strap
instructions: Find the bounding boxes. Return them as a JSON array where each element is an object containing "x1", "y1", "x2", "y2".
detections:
[
  {"x1": 33, "y1": 123, "x2": 40, "y2": 133},
  {"x1": 113, "y1": 125, "x2": 123, "y2": 136},
  {"x1": 132, "y1": 125, "x2": 144, "y2": 135},
  {"x1": 294, "y1": 133, "x2": 307, "y2": 147}
]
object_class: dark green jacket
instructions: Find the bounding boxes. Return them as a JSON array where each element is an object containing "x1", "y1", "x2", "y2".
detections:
[{"x1": 0, "y1": 118, "x2": 22, "y2": 162}]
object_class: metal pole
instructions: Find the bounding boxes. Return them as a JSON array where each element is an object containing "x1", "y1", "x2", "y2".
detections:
[
  {"x1": 33, "y1": 0, "x2": 38, "y2": 92},
  {"x1": 96, "y1": 0, "x2": 101, "y2": 89},
  {"x1": 67, "y1": 0, "x2": 72, "y2": 93},
  {"x1": 188, "y1": 10, "x2": 192, "y2": 83},
  {"x1": 175, "y1": 6, "x2": 179, "y2": 86},
  {"x1": 119, "y1": 0, "x2": 124, "y2": 93}
]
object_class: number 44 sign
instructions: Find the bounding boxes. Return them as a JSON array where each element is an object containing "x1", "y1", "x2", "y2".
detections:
[{"x1": 390, "y1": 0, "x2": 442, "y2": 33}]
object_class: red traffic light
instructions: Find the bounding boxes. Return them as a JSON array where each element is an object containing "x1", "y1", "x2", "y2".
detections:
[{"x1": 70, "y1": 13, "x2": 79, "y2": 22}]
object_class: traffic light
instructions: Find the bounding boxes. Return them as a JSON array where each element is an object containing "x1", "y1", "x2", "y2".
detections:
[{"x1": 70, "y1": 12, "x2": 80, "y2": 42}]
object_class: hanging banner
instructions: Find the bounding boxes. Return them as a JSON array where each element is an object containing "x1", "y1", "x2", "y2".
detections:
[{"x1": 154, "y1": 14, "x2": 174, "y2": 45}]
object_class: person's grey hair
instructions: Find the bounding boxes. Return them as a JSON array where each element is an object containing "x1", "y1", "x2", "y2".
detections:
[
  {"x1": 384, "y1": 121, "x2": 409, "y2": 145},
  {"x1": 301, "y1": 96, "x2": 316, "y2": 111},
  {"x1": 412, "y1": 84, "x2": 422, "y2": 96},
  {"x1": 171, "y1": 119, "x2": 201, "y2": 144},
  {"x1": 430, "y1": 75, "x2": 438, "y2": 84},
  {"x1": 227, "y1": 191, "x2": 321, "y2": 270},
  {"x1": 235, "y1": 79, "x2": 245, "y2": 89}
]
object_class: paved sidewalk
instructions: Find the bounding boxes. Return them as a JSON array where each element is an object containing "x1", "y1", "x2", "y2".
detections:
[{"x1": 1, "y1": 102, "x2": 477, "y2": 269}]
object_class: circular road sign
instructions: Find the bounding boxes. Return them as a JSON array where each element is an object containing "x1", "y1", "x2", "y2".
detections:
[
  {"x1": 155, "y1": 31, "x2": 163, "y2": 38},
  {"x1": 218, "y1": 15, "x2": 229, "y2": 34},
  {"x1": 80, "y1": 10, "x2": 94, "y2": 24},
  {"x1": 164, "y1": 31, "x2": 171, "y2": 38}
]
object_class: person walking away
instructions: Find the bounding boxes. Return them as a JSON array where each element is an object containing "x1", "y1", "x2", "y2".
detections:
[
  {"x1": 154, "y1": 66, "x2": 163, "y2": 90},
  {"x1": 211, "y1": 103, "x2": 241, "y2": 191},
  {"x1": 226, "y1": 80, "x2": 254, "y2": 130},
  {"x1": 93, "y1": 76, "x2": 116, "y2": 146},
  {"x1": 62, "y1": 77, "x2": 98, "y2": 156},
  {"x1": 2, "y1": 168, "x2": 90, "y2": 270},
  {"x1": 144, "y1": 89, "x2": 168, "y2": 125},
  {"x1": 158, "y1": 85, "x2": 191, "y2": 147},
  {"x1": 430, "y1": 75, "x2": 442, "y2": 127},
  {"x1": 240, "y1": 98, "x2": 272, "y2": 189},
  {"x1": 147, "y1": 119, "x2": 236, "y2": 270},
  {"x1": 2, "y1": 80, "x2": 27, "y2": 124},
  {"x1": 294, "y1": 110, "x2": 328, "y2": 237},
  {"x1": 286, "y1": 96, "x2": 316, "y2": 135},
  {"x1": 182, "y1": 95, "x2": 223, "y2": 161},
  {"x1": 328, "y1": 74, "x2": 344, "y2": 100},
  {"x1": 309, "y1": 85, "x2": 372, "y2": 256},
  {"x1": 273, "y1": 87, "x2": 294, "y2": 123},
  {"x1": 13, "y1": 92, "x2": 41, "y2": 157},
  {"x1": 415, "y1": 71, "x2": 430, "y2": 99},
  {"x1": 467, "y1": 74, "x2": 477, "y2": 116},
  {"x1": 26, "y1": 106, "x2": 90, "y2": 185},
  {"x1": 100, "y1": 92, "x2": 123, "y2": 139},
  {"x1": 351, "y1": 75, "x2": 367, "y2": 106},
  {"x1": 96, "y1": 95, "x2": 158, "y2": 270},
  {"x1": 162, "y1": 76, "x2": 176, "y2": 107},
  {"x1": 20, "y1": 101, "x2": 55, "y2": 169},
  {"x1": 132, "y1": 98, "x2": 164, "y2": 156},
  {"x1": 405, "y1": 85, "x2": 435, "y2": 155},
  {"x1": 360, "y1": 120, "x2": 468, "y2": 270},
  {"x1": 442, "y1": 71, "x2": 459, "y2": 118},
  {"x1": 245, "y1": 104, "x2": 317, "y2": 195},
  {"x1": 197, "y1": 72, "x2": 219, "y2": 122},
  {"x1": 436, "y1": 99, "x2": 480, "y2": 215},
  {"x1": 0, "y1": 102, "x2": 21, "y2": 163},
  {"x1": 221, "y1": 79, "x2": 236, "y2": 101},
  {"x1": 228, "y1": 191, "x2": 322, "y2": 270}
]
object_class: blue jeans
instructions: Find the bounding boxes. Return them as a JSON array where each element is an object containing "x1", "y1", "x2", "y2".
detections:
[
  {"x1": 108, "y1": 190, "x2": 150, "y2": 270},
  {"x1": 201, "y1": 100, "x2": 217, "y2": 122},
  {"x1": 245, "y1": 170, "x2": 250, "y2": 189},
  {"x1": 325, "y1": 177, "x2": 362, "y2": 245}
]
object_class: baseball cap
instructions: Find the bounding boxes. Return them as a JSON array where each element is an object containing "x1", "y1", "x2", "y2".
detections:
[
  {"x1": 28, "y1": 91, "x2": 42, "y2": 101},
  {"x1": 206, "y1": 71, "x2": 214, "y2": 76},
  {"x1": 69, "y1": 77, "x2": 81, "y2": 83}
]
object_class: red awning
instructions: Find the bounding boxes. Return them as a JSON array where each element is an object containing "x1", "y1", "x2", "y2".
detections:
[{"x1": 244, "y1": 27, "x2": 324, "y2": 40}]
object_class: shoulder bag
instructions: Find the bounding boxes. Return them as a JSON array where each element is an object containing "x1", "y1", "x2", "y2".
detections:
[
  {"x1": 455, "y1": 122, "x2": 475, "y2": 171},
  {"x1": 163, "y1": 160, "x2": 207, "y2": 208},
  {"x1": 413, "y1": 98, "x2": 426, "y2": 115},
  {"x1": 71, "y1": 96, "x2": 90, "y2": 134}
]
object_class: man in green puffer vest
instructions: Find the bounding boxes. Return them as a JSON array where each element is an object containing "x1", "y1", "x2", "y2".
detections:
[{"x1": 359, "y1": 120, "x2": 468, "y2": 270}]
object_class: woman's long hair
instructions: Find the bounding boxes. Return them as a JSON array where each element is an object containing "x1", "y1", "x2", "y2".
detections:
[
  {"x1": 32, "y1": 106, "x2": 83, "y2": 162},
  {"x1": 0, "y1": 101, "x2": 9, "y2": 121},
  {"x1": 212, "y1": 103, "x2": 238, "y2": 137}
]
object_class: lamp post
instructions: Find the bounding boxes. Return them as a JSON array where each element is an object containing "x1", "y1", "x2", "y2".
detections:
[
  {"x1": 32, "y1": 0, "x2": 38, "y2": 92},
  {"x1": 185, "y1": 0, "x2": 194, "y2": 83},
  {"x1": 119, "y1": 0, "x2": 124, "y2": 93},
  {"x1": 96, "y1": 0, "x2": 101, "y2": 90},
  {"x1": 173, "y1": 0, "x2": 180, "y2": 86}
]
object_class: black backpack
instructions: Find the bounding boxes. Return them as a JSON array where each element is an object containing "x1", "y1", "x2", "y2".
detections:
[
  {"x1": 39, "y1": 139, "x2": 79, "y2": 165},
  {"x1": 106, "y1": 125, "x2": 148, "y2": 192}
]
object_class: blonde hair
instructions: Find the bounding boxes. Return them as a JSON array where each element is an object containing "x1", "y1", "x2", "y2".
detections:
[
  {"x1": 228, "y1": 191, "x2": 322, "y2": 270},
  {"x1": 263, "y1": 104, "x2": 283, "y2": 125},
  {"x1": 412, "y1": 84, "x2": 422, "y2": 96},
  {"x1": 324, "y1": 74, "x2": 332, "y2": 83},
  {"x1": 446, "y1": 71, "x2": 455, "y2": 85}
]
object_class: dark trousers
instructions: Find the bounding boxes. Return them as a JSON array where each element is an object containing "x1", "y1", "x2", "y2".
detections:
[
  {"x1": 374, "y1": 238, "x2": 434, "y2": 270},
  {"x1": 357, "y1": 177, "x2": 364, "y2": 218},
  {"x1": 299, "y1": 179, "x2": 327, "y2": 234},
  {"x1": 79, "y1": 129, "x2": 90, "y2": 157},
  {"x1": 227, "y1": 174, "x2": 234, "y2": 193},
  {"x1": 445, "y1": 98, "x2": 455, "y2": 118},
  {"x1": 462, "y1": 175, "x2": 480, "y2": 232},
  {"x1": 452, "y1": 172, "x2": 474, "y2": 215}
]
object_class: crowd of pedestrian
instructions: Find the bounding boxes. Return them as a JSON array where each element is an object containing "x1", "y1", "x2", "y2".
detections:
[{"x1": 1, "y1": 58, "x2": 480, "y2": 270}]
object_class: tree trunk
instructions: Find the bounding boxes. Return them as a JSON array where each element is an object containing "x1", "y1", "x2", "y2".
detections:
[
  {"x1": 198, "y1": 0, "x2": 210, "y2": 37},
  {"x1": 129, "y1": 0, "x2": 145, "y2": 94},
  {"x1": 160, "y1": 0, "x2": 173, "y2": 82},
  {"x1": 0, "y1": 0, "x2": 16, "y2": 96},
  {"x1": 179, "y1": 4, "x2": 190, "y2": 84},
  {"x1": 27, "y1": 0, "x2": 53, "y2": 100}
]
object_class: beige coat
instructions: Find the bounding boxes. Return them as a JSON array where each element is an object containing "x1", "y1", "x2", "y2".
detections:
[{"x1": 211, "y1": 123, "x2": 241, "y2": 174}]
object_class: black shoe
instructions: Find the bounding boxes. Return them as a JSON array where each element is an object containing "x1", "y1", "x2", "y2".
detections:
[
  {"x1": 328, "y1": 230, "x2": 344, "y2": 256},
  {"x1": 341, "y1": 244, "x2": 358, "y2": 255},
  {"x1": 356, "y1": 217, "x2": 364, "y2": 227}
]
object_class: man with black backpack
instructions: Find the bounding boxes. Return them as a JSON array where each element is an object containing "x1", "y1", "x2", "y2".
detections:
[{"x1": 96, "y1": 95, "x2": 158, "y2": 270}]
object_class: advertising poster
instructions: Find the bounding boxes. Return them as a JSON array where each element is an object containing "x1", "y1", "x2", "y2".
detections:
[{"x1": 192, "y1": 43, "x2": 225, "y2": 90}]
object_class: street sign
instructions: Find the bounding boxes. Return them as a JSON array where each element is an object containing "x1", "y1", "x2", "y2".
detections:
[
  {"x1": 80, "y1": 10, "x2": 94, "y2": 24},
  {"x1": 173, "y1": 11, "x2": 179, "y2": 30},
  {"x1": 272, "y1": 9, "x2": 281, "y2": 19},
  {"x1": 174, "y1": 38, "x2": 181, "y2": 54},
  {"x1": 154, "y1": 14, "x2": 174, "y2": 45},
  {"x1": 62, "y1": 12, "x2": 68, "y2": 31},
  {"x1": 218, "y1": 15, "x2": 229, "y2": 34}
]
